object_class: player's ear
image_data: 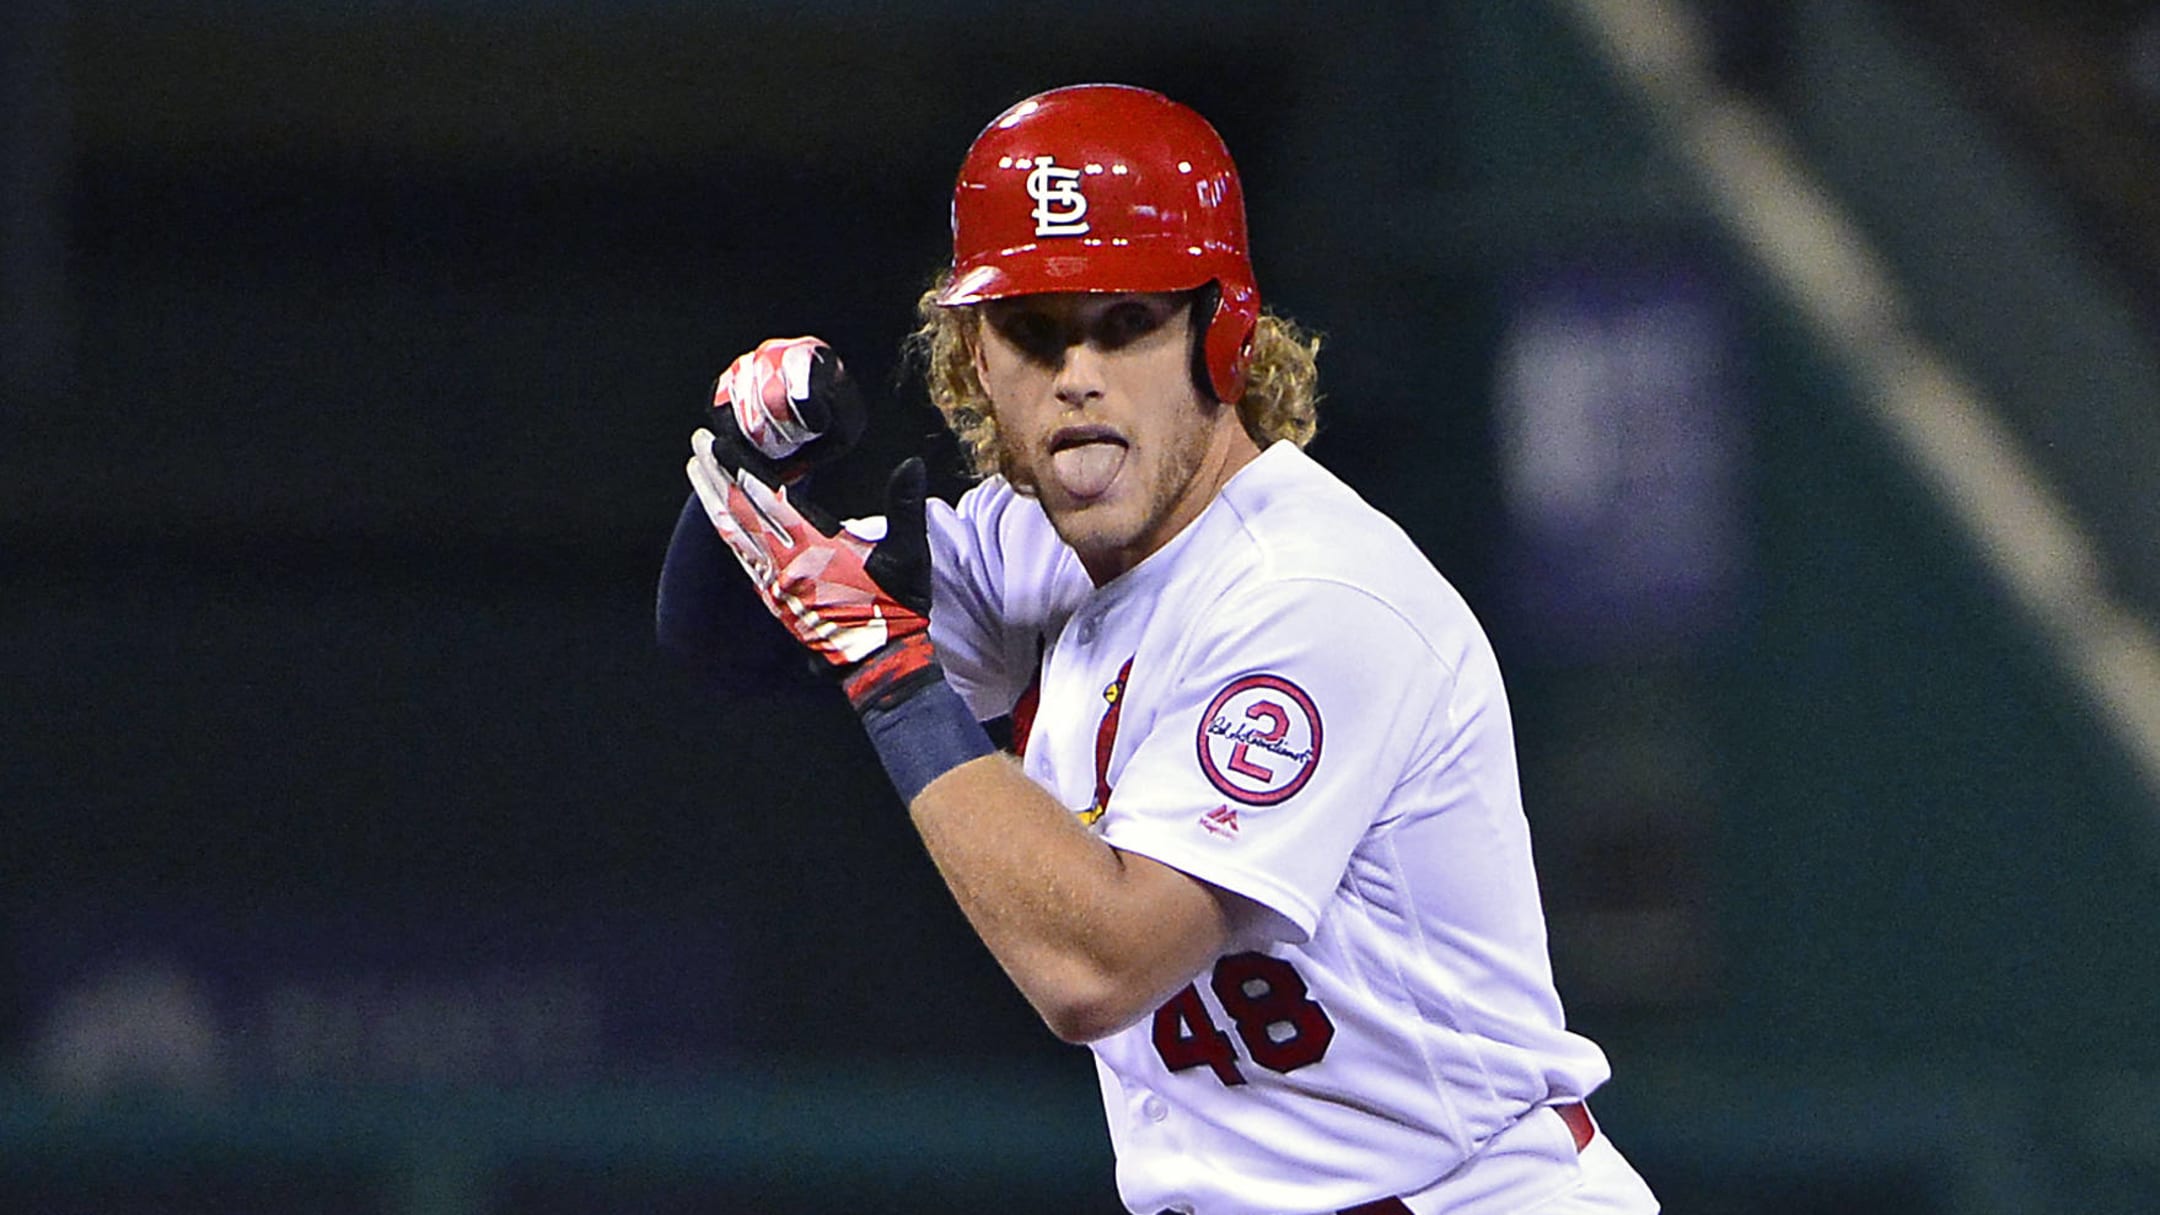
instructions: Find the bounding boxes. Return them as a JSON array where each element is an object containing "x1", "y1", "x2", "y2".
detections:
[{"x1": 968, "y1": 313, "x2": 992, "y2": 383}]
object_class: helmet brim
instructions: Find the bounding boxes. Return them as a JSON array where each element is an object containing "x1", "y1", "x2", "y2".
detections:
[{"x1": 936, "y1": 238, "x2": 1237, "y2": 307}]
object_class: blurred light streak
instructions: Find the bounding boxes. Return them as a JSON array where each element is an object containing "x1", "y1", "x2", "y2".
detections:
[{"x1": 1562, "y1": 0, "x2": 2160, "y2": 826}]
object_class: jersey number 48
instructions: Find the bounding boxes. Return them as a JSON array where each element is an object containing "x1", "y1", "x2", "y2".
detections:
[{"x1": 1151, "y1": 952, "x2": 1335, "y2": 1086}]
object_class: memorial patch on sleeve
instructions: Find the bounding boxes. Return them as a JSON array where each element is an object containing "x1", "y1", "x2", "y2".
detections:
[{"x1": 1195, "y1": 674, "x2": 1322, "y2": 806}]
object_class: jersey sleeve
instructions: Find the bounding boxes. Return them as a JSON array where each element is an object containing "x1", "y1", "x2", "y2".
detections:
[
  {"x1": 928, "y1": 477, "x2": 1089, "y2": 723},
  {"x1": 1097, "y1": 576, "x2": 1452, "y2": 943}
]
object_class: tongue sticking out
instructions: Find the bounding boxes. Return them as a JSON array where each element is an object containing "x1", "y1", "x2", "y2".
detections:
[{"x1": 1051, "y1": 442, "x2": 1127, "y2": 500}]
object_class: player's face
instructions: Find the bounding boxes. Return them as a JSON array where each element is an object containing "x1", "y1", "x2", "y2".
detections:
[{"x1": 974, "y1": 291, "x2": 1262, "y2": 584}]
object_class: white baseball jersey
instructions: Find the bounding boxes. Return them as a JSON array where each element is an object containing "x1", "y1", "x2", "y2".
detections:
[{"x1": 927, "y1": 441, "x2": 1614, "y2": 1215}]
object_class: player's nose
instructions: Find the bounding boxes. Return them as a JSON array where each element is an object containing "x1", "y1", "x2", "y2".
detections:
[{"x1": 1052, "y1": 341, "x2": 1108, "y2": 406}]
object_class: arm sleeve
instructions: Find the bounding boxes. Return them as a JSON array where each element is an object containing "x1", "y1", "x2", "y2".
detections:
[
  {"x1": 1098, "y1": 578, "x2": 1450, "y2": 943},
  {"x1": 654, "y1": 492, "x2": 803, "y2": 693}
]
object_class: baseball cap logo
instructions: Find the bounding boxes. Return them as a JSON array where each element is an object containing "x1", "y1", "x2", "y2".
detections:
[{"x1": 1025, "y1": 156, "x2": 1090, "y2": 237}]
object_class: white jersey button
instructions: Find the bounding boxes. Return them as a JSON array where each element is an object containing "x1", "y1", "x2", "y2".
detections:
[{"x1": 1141, "y1": 1094, "x2": 1169, "y2": 1122}]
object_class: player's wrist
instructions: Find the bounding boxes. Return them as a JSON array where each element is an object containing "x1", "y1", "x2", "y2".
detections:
[{"x1": 856, "y1": 669, "x2": 996, "y2": 805}]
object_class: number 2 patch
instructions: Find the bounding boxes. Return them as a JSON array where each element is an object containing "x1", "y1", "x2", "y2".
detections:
[{"x1": 1195, "y1": 674, "x2": 1322, "y2": 806}]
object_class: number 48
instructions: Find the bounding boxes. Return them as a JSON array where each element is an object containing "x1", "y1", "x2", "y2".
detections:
[{"x1": 1151, "y1": 952, "x2": 1335, "y2": 1086}]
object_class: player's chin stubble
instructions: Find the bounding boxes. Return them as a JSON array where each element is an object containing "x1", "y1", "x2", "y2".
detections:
[{"x1": 999, "y1": 405, "x2": 1217, "y2": 569}]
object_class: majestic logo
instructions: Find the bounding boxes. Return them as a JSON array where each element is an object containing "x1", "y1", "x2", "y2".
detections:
[
  {"x1": 1196, "y1": 674, "x2": 1323, "y2": 806},
  {"x1": 1200, "y1": 805, "x2": 1240, "y2": 838},
  {"x1": 1026, "y1": 156, "x2": 1091, "y2": 237}
]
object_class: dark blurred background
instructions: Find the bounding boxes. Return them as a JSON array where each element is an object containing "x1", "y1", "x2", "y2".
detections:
[{"x1": 5, "y1": 1, "x2": 2160, "y2": 1212}]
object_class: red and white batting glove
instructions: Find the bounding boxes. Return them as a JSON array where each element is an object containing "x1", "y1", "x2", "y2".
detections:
[
  {"x1": 706, "y1": 336, "x2": 867, "y2": 485},
  {"x1": 687, "y1": 428, "x2": 938, "y2": 713}
]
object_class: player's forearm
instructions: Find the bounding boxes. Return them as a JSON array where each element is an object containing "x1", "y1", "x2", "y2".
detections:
[{"x1": 911, "y1": 753, "x2": 1230, "y2": 1042}]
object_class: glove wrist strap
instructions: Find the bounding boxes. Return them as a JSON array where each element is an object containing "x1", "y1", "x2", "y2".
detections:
[
  {"x1": 840, "y1": 633, "x2": 939, "y2": 713},
  {"x1": 858, "y1": 672, "x2": 996, "y2": 805}
]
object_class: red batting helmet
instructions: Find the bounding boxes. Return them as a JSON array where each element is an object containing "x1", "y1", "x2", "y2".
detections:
[{"x1": 934, "y1": 83, "x2": 1261, "y2": 404}]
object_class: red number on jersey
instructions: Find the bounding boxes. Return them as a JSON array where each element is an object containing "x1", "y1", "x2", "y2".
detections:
[
  {"x1": 1151, "y1": 984, "x2": 1246, "y2": 1085},
  {"x1": 1151, "y1": 953, "x2": 1334, "y2": 1084},
  {"x1": 1211, "y1": 953, "x2": 1335, "y2": 1073}
]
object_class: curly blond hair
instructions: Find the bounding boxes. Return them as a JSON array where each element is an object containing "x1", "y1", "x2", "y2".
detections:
[{"x1": 905, "y1": 275, "x2": 1320, "y2": 480}]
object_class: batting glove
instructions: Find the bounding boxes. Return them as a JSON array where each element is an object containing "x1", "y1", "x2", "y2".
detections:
[
  {"x1": 687, "y1": 430, "x2": 938, "y2": 714},
  {"x1": 705, "y1": 336, "x2": 867, "y2": 485}
]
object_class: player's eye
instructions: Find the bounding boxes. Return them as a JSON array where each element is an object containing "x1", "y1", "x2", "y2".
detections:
[
  {"x1": 1093, "y1": 300, "x2": 1167, "y2": 349},
  {"x1": 990, "y1": 310, "x2": 1067, "y2": 363}
]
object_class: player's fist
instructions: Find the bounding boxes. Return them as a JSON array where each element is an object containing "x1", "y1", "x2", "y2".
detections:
[{"x1": 706, "y1": 336, "x2": 868, "y2": 485}]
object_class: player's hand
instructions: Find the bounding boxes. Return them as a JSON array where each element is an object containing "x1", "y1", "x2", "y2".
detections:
[
  {"x1": 705, "y1": 336, "x2": 867, "y2": 485},
  {"x1": 687, "y1": 430, "x2": 937, "y2": 713}
]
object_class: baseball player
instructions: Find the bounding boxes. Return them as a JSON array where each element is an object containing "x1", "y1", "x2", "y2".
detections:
[{"x1": 664, "y1": 84, "x2": 1660, "y2": 1214}]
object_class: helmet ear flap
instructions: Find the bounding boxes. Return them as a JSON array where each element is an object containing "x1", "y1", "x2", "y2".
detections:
[
  {"x1": 1189, "y1": 283, "x2": 1223, "y2": 402},
  {"x1": 1187, "y1": 280, "x2": 1259, "y2": 405}
]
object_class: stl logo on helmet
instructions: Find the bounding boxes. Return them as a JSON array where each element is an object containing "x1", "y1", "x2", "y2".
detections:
[{"x1": 1025, "y1": 156, "x2": 1091, "y2": 237}]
